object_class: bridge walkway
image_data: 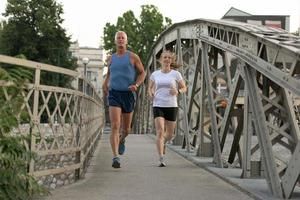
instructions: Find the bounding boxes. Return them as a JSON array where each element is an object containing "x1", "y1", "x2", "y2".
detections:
[{"x1": 43, "y1": 128, "x2": 255, "y2": 200}]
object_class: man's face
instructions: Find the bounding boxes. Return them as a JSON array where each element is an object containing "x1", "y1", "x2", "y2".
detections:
[{"x1": 115, "y1": 32, "x2": 127, "y2": 47}]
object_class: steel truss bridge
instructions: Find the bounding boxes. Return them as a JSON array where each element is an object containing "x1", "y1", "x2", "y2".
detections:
[
  {"x1": 1, "y1": 18, "x2": 300, "y2": 199},
  {"x1": 134, "y1": 19, "x2": 300, "y2": 198}
]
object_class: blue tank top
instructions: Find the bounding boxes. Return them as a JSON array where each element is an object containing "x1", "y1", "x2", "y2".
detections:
[{"x1": 109, "y1": 51, "x2": 136, "y2": 91}]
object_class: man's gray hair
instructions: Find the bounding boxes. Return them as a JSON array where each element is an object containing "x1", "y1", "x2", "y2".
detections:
[{"x1": 114, "y1": 31, "x2": 128, "y2": 41}]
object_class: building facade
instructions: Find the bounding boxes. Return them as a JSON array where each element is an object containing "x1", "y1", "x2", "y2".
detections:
[
  {"x1": 70, "y1": 41, "x2": 104, "y2": 95},
  {"x1": 222, "y1": 7, "x2": 290, "y2": 31}
]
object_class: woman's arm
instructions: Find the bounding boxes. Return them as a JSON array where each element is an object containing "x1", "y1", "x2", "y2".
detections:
[
  {"x1": 177, "y1": 79, "x2": 187, "y2": 94},
  {"x1": 148, "y1": 79, "x2": 155, "y2": 100}
]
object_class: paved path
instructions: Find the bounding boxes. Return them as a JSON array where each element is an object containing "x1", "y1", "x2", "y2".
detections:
[{"x1": 44, "y1": 130, "x2": 255, "y2": 200}]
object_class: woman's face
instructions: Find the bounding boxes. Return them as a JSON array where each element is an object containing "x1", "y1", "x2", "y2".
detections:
[{"x1": 161, "y1": 52, "x2": 172, "y2": 67}]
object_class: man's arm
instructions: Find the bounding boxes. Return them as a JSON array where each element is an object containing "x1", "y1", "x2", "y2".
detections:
[
  {"x1": 102, "y1": 55, "x2": 111, "y2": 96},
  {"x1": 129, "y1": 53, "x2": 146, "y2": 91}
]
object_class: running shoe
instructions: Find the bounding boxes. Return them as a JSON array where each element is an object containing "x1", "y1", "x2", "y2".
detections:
[
  {"x1": 118, "y1": 139, "x2": 126, "y2": 155},
  {"x1": 158, "y1": 156, "x2": 166, "y2": 167},
  {"x1": 112, "y1": 157, "x2": 121, "y2": 168}
]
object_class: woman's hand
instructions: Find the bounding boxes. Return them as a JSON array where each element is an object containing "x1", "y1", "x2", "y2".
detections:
[
  {"x1": 148, "y1": 90, "x2": 154, "y2": 101},
  {"x1": 169, "y1": 86, "x2": 178, "y2": 96}
]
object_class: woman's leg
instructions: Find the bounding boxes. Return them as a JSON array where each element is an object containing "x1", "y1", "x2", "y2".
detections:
[
  {"x1": 164, "y1": 120, "x2": 176, "y2": 143},
  {"x1": 154, "y1": 117, "x2": 165, "y2": 157}
]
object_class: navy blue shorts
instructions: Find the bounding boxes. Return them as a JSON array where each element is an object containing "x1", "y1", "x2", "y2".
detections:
[
  {"x1": 153, "y1": 107, "x2": 178, "y2": 121},
  {"x1": 108, "y1": 89, "x2": 135, "y2": 113}
]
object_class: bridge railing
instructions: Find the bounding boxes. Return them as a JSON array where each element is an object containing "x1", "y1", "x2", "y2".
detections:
[
  {"x1": 135, "y1": 19, "x2": 300, "y2": 198},
  {"x1": 0, "y1": 54, "x2": 104, "y2": 188}
]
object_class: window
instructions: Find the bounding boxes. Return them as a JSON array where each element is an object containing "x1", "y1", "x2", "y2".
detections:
[{"x1": 87, "y1": 71, "x2": 92, "y2": 80}]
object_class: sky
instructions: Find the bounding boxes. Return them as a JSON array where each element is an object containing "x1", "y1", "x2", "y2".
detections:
[{"x1": 0, "y1": 0, "x2": 299, "y2": 48}]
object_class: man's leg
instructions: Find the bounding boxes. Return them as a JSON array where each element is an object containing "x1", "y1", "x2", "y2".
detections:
[
  {"x1": 109, "y1": 106, "x2": 122, "y2": 168},
  {"x1": 118, "y1": 112, "x2": 133, "y2": 155},
  {"x1": 121, "y1": 112, "x2": 133, "y2": 139}
]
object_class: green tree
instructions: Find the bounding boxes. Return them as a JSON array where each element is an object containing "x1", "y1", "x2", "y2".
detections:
[
  {"x1": 0, "y1": 0, "x2": 77, "y2": 87},
  {"x1": 0, "y1": 66, "x2": 48, "y2": 200},
  {"x1": 0, "y1": 21, "x2": 3, "y2": 42},
  {"x1": 103, "y1": 4, "x2": 172, "y2": 63},
  {"x1": 0, "y1": 21, "x2": 5, "y2": 51}
]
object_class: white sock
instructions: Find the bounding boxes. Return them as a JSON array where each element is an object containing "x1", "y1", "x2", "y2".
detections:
[{"x1": 159, "y1": 156, "x2": 164, "y2": 163}]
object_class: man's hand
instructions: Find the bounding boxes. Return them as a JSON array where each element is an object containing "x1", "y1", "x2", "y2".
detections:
[
  {"x1": 102, "y1": 84, "x2": 109, "y2": 96},
  {"x1": 128, "y1": 84, "x2": 138, "y2": 92}
]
